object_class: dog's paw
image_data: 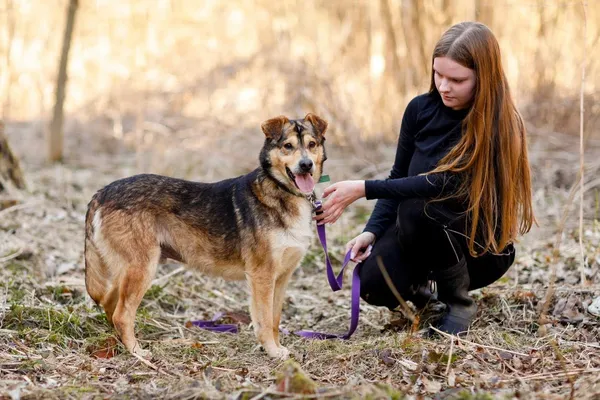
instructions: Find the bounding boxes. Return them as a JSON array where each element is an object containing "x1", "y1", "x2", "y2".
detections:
[
  {"x1": 135, "y1": 348, "x2": 152, "y2": 358},
  {"x1": 130, "y1": 344, "x2": 152, "y2": 359},
  {"x1": 267, "y1": 345, "x2": 290, "y2": 359}
]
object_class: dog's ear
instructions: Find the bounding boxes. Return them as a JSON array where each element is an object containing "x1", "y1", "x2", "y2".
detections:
[
  {"x1": 261, "y1": 116, "x2": 289, "y2": 140},
  {"x1": 304, "y1": 113, "x2": 328, "y2": 136}
]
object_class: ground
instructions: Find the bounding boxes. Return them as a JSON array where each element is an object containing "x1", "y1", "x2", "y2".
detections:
[{"x1": 0, "y1": 123, "x2": 599, "y2": 400}]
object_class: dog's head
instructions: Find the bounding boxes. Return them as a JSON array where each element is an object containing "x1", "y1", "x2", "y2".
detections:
[{"x1": 259, "y1": 113, "x2": 328, "y2": 196}]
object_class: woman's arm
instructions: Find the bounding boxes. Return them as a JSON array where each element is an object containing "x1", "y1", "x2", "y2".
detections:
[
  {"x1": 365, "y1": 172, "x2": 461, "y2": 200},
  {"x1": 316, "y1": 96, "x2": 422, "y2": 229},
  {"x1": 361, "y1": 97, "x2": 421, "y2": 238}
]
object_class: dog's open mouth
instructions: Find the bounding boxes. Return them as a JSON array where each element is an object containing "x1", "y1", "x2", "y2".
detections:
[{"x1": 286, "y1": 167, "x2": 315, "y2": 194}]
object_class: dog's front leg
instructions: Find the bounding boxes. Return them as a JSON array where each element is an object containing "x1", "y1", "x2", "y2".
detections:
[
  {"x1": 272, "y1": 267, "x2": 296, "y2": 349},
  {"x1": 247, "y1": 271, "x2": 289, "y2": 359}
]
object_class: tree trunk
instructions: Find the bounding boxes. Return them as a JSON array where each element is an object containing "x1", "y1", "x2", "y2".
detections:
[
  {"x1": 380, "y1": 0, "x2": 405, "y2": 96},
  {"x1": 475, "y1": 0, "x2": 495, "y2": 28},
  {"x1": 0, "y1": 121, "x2": 26, "y2": 193},
  {"x1": 48, "y1": 0, "x2": 79, "y2": 163},
  {"x1": 401, "y1": 0, "x2": 430, "y2": 89},
  {"x1": 2, "y1": 0, "x2": 15, "y2": 120}
]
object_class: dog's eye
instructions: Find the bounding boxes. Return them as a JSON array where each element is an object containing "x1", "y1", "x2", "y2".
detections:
[
  {"x1": 308, "y1": 141, "x2": 317, "y2": 149},
  {"x1": 283, "y1": 143, "x2": 294, "y2": 151}
]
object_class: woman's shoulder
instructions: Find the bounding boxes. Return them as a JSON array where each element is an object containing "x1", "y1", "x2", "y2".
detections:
[{"x1": 404, "y1": 92, "x2": 439, "y2": 119}]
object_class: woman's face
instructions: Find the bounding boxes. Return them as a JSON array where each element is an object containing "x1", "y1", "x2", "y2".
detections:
[{"x1": 433, "y1": 57, "x2": 476, "y2": 110}]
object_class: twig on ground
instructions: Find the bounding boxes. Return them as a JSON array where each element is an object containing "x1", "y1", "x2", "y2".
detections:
[
  {"x1": 499, "y1": 368, "x2": 600, "y2": 383},
  {"x1": 0, "y1": 248, "x2": 22, "y2": 263},
  {"x1": 428, "y1": 326, "x2": 529, "y2": 357},
  {"x1": 151, "y1": 266, "x2": 186, "y2": 287},
  {"x1": 0, "y1": 200, "x2": 41, "y2": 219},
  {"x1": 445, "y1": 336, "x2": 454, "y2": 376},
  {"x1": 131, "y1": 352, "x2": 175, "y2": 377},
  {"x1": 375, "y1": 256, "x2": 417, "y2": 326}
]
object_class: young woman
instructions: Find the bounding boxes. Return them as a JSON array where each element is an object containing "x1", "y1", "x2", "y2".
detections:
[{"x1": 315, "y1": 21, "x2": 534, "y2": 335}]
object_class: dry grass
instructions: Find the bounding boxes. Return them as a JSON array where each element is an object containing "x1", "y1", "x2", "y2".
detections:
[
  {"x1": 0, "y1": 121, "x2": 599, "y2": 399},
  {"x1": 1, "y1": 2, "x2": 599, "y2": 398}
]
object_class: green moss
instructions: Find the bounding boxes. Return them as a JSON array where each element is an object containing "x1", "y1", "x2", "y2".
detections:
[
  {"x1": 428, "y1": 349, "x2": 459, "y2": 364},
  {"x1": 274, "y1": 359, "x2": 318, "y2": 394}
]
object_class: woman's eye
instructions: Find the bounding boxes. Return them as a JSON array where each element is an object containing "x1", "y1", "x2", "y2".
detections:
[
  {"x1": 284, "y1": 143, "x2": 294, "y2": 150},
  {"x1": 308, "y1": 141, "x2": 316, "y2": 149}
]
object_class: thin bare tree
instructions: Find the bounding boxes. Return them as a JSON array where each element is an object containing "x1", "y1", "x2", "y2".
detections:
[
  {"x1": 475, "y1": 0, "x2": 494, "y2": 27},
  {"x1": 579, "y1": 0, "x2": 588, "y2": 286},
  {"x1": 400, "y1": 0, "x2": 430, "y2": 89},
  {"x1": 48, "y1": 0, "x2": 79, "y2": 163},
  {"x1": 2, "y1": 0, "x2": 15, "y2": 120},
  {"x1": 0, "y1": 121, "x2": 26, "y2": 193},
  {"x1": 380, "y1": 0, "x2": 405, "y2": 96}
]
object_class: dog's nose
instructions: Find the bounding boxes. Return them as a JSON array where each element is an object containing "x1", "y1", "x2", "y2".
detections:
[{"x1": 299, "y1": 158, "x2": 313, "y2": 172}]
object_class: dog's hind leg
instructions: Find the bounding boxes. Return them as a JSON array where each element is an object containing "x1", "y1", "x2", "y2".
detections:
[
  {"x1": 111, "y1": 247, "x2": 160, "y2": 357},
  {"x1": 85, "y1": 238, "x2": 119, "y2": 325},
  {"x1": 247, "y1": 267, "x2": 288, "y2": 359}
]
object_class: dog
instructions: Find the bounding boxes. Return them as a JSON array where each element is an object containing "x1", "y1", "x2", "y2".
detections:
[{"x1": 84, "y1": 113, "x2": 328, "y2": 358}]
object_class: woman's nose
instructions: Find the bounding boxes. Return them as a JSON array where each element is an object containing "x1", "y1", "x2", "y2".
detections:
[{"x1": 439, "y1": 79, "x2": 450, "y2": 93}]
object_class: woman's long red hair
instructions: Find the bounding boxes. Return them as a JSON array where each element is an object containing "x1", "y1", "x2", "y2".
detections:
[{"x1": 429, "y1": 22, "x2": 534, "y2": 256}]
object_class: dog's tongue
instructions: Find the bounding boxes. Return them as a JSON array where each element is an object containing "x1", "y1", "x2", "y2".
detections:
[{"x1": 295, "y1": 173, "x2": 315, "y2": 194}]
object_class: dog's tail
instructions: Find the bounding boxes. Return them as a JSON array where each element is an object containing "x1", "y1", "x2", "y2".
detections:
[
  {"x1": 84, "y1": 196, "x2": 104, "y2": 306},
  {"x1": 85, "y1": 197, "x2": 99, "y2": 243}
]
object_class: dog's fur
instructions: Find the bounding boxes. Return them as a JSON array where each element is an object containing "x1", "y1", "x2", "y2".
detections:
[{"x1": 84, "y1": 114, "x2": 327, "y2": 358}]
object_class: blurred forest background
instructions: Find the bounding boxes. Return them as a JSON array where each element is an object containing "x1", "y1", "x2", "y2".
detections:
[
  {"x1": 1, "y1": 1, "x2": 599, "y2": 399},
  {"x1": 2, "y1": 0, "x2": 598, "y2": 164},
  {"x1": 1, "y1": 0, "x2": 598, "y2": 228}
]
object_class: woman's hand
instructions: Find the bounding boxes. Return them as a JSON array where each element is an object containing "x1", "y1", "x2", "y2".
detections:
[
  {"x1": 314, "y1": 180, "x2": 366, "y2": 225},
  {"x1": 346, "y1": 232, "x2": 375, "y2": 262}
]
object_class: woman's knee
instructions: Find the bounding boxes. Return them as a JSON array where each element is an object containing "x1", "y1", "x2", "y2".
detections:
[
  {"x1": 467, "y1": 246, "x2": 516, "y2": 290},
  {"x1": 358, "y1": 253, "x2": 413, "y2": 309},
  {"x1": 358, "y1": 259, "x2": 399, "y2": 309}
]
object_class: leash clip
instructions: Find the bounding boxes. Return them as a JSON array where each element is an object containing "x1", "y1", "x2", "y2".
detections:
[
  {"x1": 312, "y1": 199, "x2": 322, "y2": 213},
  {"x1": 306, "y1": 192, "x2": 322, "y2": 213}
]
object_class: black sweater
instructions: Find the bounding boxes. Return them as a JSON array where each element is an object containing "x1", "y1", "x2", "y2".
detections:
[{"x1": 364, "y1": 92, "x2": 470, "y2": 239}]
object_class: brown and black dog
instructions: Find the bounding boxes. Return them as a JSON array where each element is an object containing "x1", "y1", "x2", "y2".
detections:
[{"x1": 84, "y1": 114, "x2": 327, "y2": 358}]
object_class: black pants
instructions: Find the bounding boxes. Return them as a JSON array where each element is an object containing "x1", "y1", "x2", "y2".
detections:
[{"x1": 358, "y1": 198, "x2": 515, "y2": 309}]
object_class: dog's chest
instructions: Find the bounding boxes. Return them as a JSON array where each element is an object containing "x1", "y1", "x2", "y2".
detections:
[{"x1": 271, "y1": 204, "x2": 313, "y2": 253}]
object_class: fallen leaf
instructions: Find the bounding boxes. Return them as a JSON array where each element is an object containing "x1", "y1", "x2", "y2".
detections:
[
  {"x1": 553, "y1": 294, "x2": 585, "y2": 323},
  {"x1": 223, "y1": 310, "x2": 251, "y2": 324},
  {"x1": 512, "y1": 357, "x2": 523, "y2": 370},
  {"x1": 87, "y1": 337, "x2": 118, "y2": 359},
  {"x1": 422, "y1": 376, "x2": 442, "y2": 393},
  {"x1": 588, "y1": 296, "x2": 600, "y2": 317},
  {"x1": 379, "y1": 349, "x2": 395, "y2": 366}
]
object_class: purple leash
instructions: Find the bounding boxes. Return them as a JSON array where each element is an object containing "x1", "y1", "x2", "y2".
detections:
[
  {"x1": 294, "y1": 257, "x2": 362, "y2": 340},
  {"x1": 191, "y1": 200, "x2": 364, "y2": 340},
  {"x1": 293, "y1": 211, "x2": 363, "y2": 339},
  {"x1": 190, "y1": 312, "x2": 238, "y2": 333},
  {"x1": 316, "y1": 219, "x2": 352, "y2": 292}
]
